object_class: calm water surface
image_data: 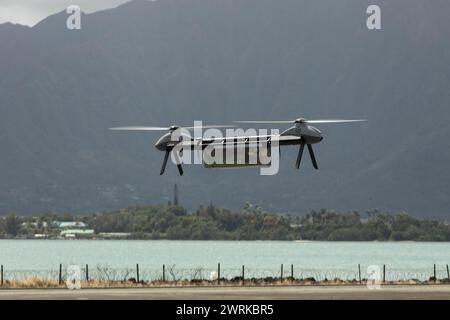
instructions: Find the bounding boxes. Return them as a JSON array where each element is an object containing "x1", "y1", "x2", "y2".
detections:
[{"x1": 1, "y1": 240, "x2": 449, "y2": 272}]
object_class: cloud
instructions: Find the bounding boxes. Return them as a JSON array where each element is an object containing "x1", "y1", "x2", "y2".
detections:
[{"x1": 0, "y1": 0, "x2": 131, "y2": 26}]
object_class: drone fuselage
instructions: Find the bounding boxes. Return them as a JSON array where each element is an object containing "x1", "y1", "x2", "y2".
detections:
[
  {"x1": 155, "y1": 131, "x2": 192, "y2": 151},
  {"x1": 155, "y1": 124, "x2": 323, "y2": 152},
  {"x1": 280, "y1": 124, "x2": 323, "y2": 145},
  {"x1": 111, "y1": 117, "x2": 364, "y2": 176}
]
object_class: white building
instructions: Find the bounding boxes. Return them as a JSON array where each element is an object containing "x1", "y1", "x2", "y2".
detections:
[
  {"x1": 54, "y1": 221, "x2": 88, "y2": 229},
  {"x1": 60, "y1": 229, "x2": 95, "y2": 238},
  {"x1": 98, "y1": 232, "x2": 131, "y2": 239}
]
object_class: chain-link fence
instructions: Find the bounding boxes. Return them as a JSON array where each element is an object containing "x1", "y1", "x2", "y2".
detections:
[{"x1": 1, "y1": 264, "x2": 448, "y2": 285}]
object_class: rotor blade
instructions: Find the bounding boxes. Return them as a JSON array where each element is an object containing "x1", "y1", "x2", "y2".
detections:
[
  {"x1": 160, "y1": 150, "x2": 170, "y2": 175},
  {"x1": 177, "y1": 164, "x2": 184, "y2": 176},
  {"x1": 234, "y1": 120, "x2": 293, "y2": 124},
  {"x1": 305, "y1": 119, "x2": 366, "y2": 124},
  {"x1": 110, "y1": 126, "x2": 169, "y2": 131},
  {"x1": 296, "y1": 143, "x2": 305, "y2": 169},
  {"x1": 183, "y1": 125, "x2": 235, "y2": 130},
  {"x1": 110, "y1": 125, "x2": 235, "y2": 131},
  {"x1": 307, "y1": 144, "x2": 319, "y2": 169}
]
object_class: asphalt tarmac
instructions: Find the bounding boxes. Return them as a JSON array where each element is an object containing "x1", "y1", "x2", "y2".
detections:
[{"x1": 1, "y1": 285, "x2": 450, "y2": 300}]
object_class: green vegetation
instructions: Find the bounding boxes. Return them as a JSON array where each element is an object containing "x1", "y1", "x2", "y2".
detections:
[
  {"x1": 1, "y1": 205, "x2": 450, "y2": 241},
  {"x1": 83, "y1": 204, "x2": 295, "y2": 240},
  {"x1": 297, "y1": 210, "x2": 450, "y2": 241}
]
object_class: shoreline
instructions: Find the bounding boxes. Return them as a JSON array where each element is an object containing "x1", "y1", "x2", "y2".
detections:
[{"x1": 1, "y1": 238, "x2": 450, "y2": 242}]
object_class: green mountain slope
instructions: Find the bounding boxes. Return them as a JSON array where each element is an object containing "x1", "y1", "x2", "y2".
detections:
[{"x1": 1, "y1": 0, "x2": 450, "y2": 217}]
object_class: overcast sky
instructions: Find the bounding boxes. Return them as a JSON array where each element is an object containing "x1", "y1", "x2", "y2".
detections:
[{"x1": 0, "y1": 0, "x2": 132, "y2": 26}]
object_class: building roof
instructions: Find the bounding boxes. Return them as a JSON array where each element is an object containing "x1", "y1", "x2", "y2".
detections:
[
  {"x1": 56, "y1": 221, "x2": 87, "y2": 229},
  {"x1": 60, "y1": 229, "x2": 95, "y2": 236}
]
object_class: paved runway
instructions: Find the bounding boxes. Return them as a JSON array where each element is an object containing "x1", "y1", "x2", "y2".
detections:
[{"x1": 1, "y1": 285, "x2": 450, "y2": 300}]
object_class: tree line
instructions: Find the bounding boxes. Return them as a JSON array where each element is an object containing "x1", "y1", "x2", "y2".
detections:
[{"x1": 1, "y1": 205, "x2": 450, "y2": 241}]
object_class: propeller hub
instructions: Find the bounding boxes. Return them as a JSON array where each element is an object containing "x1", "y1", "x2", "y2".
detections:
[{"x1": 294, "y1": 118, "x2": 306, "y2": 124}]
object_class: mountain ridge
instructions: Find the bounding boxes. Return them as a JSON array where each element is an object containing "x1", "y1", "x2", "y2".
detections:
[{"x1": 1, "y1": 0, "x2": 449, "y2": 218}]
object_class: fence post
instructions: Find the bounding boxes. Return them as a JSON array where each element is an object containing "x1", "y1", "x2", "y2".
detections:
[
  {"x1": 136, "y1": 264, "x2": 140, "y2": 283},
  {"x1": 291, "y1": 264, "x2": 294, "y2": 284},
  {"x1": 447, "y1": 264, "x2": 449, "y2": 280},
  {"x1": 242, "y1": 265, "x2": 245, "y2": 286},
  {"x1": 280, "y1": 264, "x2": 283, "y2": 283},
  {"x1": 59, "y1": 264, "x2": 62, "y2": 285},
  {"x1": 85, "y1": 264, "x2": 89, "y2": 282},
  {"x1": 358, "y1": 264, "x2": 361, "y2": 285},
  {"x1": 434, "y1": 264, "x2": 436, "y2": 283},
  {"x1": 1, "y1": 265, "x2": 3, "y2": 286},
  {"x1": 383, "y1": 264, "x2": 386, "y2": 283},
  {"x1": 163, "y1": 264, "x2": 165, "y2": 282},
  {"x1": 217, "y1": 263, "x2": 221, "y2": 285}
]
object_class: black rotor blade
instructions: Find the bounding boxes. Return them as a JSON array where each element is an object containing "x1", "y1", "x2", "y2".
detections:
[
  {"x1": 296, "y1": 143, "x2": 305, "y2": 169},
  {"x1": 307, "y1": 144, "x2": 319, "y2": 169},
  {"x1": 160, "y1": 150, "x2": 170, "y2": 175}
]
